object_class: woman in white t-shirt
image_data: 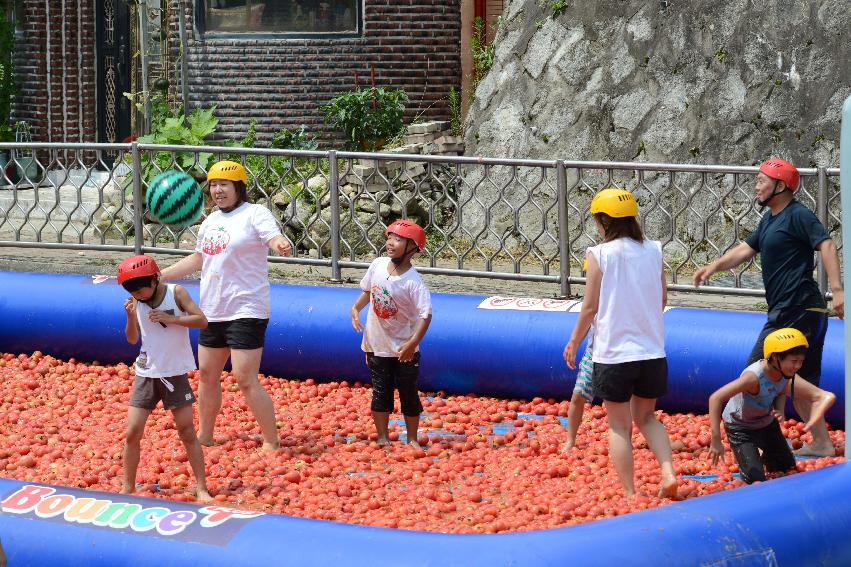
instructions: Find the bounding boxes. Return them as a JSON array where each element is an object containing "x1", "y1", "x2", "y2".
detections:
[
  {"x1": 563, "y1": 188, "x2": 678, "y2": 500},
  {"x1": 162, "y1": 161, "x2": 292, "y2": 451}
]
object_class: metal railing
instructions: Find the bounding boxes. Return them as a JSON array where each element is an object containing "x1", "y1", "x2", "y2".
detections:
[{"x1": 0, "y1": 142, "x2": 841, "y2": 298}]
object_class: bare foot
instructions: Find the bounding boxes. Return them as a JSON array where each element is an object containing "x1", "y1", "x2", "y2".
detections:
[
  {"x1": 794, "y1": 443, "x2": 835, "y2": 457},
  {"x1": 376, "y1": 437, "x2": 390, "y2": 447},
  {"x1": 560, "y1": 440, "x2": 575, "y2": 453},
  {"x1": 260, "y1": 441, "x2": 280, "y2": 452},
  {"x1": 407, "y1": 440, "x2": 421, "y2": 448},
  {"x1": 658, "y1": 476, "x2": 680, "y2": 500},
  {"x1": 198, "y1": 434, "x2": 216, "y2": 447},
  {"x1": 119, "y1": 485, "x2": 135, "y2": 495},
  {"x1": 195, "y1": 488, "x2": 213, "y2": 503}
]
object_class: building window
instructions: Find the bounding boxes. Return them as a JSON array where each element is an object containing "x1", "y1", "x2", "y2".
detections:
[{"x1": 201, "y1": 1, "x2": 361, "y2": 35}]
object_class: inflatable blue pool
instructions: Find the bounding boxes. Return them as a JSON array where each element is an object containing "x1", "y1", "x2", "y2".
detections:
[{"x1": 0, "y1": 272, "x2": 846, "y2": 566}]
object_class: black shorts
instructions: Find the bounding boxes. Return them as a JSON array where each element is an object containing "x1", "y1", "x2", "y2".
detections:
[
  {"x1": 129, "y1": 374, "x2": 196, "y2": 411},
  {"x1": 199, "y1": 318, "x2": 269, "y2": 350},
  {"x1": 746, "y1": 306, "x2": 828, "y2": 385},
  {"x1": 367, "y1": 352, "x2": 424, "y2": 417},
  {"x1": 592, "y1": 357, "x2": 668, "y2": 403},
  {"x1": 724, "y1": 420, "x2": 796, "y2": 484}
]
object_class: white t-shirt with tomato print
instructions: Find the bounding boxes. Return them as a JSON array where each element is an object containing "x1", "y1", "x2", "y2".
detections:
[
  {"x1": 195, "y1": 202, "x2": 281, "y2": 322},
  {"x1": 360, "y1": 256, "x2": 432, "y2": 358}
]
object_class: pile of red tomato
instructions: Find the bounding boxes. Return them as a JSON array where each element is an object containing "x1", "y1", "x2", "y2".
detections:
[{"x1": 0, "y1": 351, "x2": 844, "y2": 533}]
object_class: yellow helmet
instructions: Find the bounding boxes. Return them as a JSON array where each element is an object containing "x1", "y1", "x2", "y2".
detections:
[
  {"x1": 207, "y1": 160, "x2": 247, "y2": 183},
  {"x1": 590, "y1": 188, "x2": 638, "y2": 218},
  {"x1": 763, "y1": 328, "x2": 808, "y2": 359}
]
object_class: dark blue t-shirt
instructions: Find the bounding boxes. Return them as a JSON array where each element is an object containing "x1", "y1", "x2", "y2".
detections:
[{"x1": 745, "y1": 200, "x2": 830, "y2": 313}]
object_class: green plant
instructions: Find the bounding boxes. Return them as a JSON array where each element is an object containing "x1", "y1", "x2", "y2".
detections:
[
  {"x1": 383, "y1": 126, "x2": 408, "y2": 149},
  {"x1": 227, "y1": 120, "x2": 327, "y2": 204},
  {"x1": 0, "y1": 122, "x2": 12, "y2": 144},
  {"x1": 0, "y1": 16, "x2": 16, "y2": 143},
  {"x1": 133, "y1": 100, "x2": 218, "y2": 181},
  {"x1": 550, "y1": 0, "x2": 568, "y2": 17},
  {"x1": 714, "y1": 47, "x2": 728, "y2": 62},
  {"x1": 271, "y1": 125, "x2": 318, "y2": 151},
  {"x1": 448, "y1": 86, "x2": 462, "y2": 136},
  {"x1": 124, "y1": 90, "x2": 171, "y2": 133},
  {"x1": 321, "y1": 86, "x2": 409, "y2": 151},
  {"x1": 470, "y1": 17, "x2": 494, "y2": 89}
]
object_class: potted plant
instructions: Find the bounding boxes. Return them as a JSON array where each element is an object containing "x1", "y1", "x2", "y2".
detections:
[{"x1": 321, "y1": 86, "x2": 408, "y2": 151}]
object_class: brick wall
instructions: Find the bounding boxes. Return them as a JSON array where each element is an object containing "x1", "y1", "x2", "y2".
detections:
[
  {"x1": 168, "y1": 0, "x2": 462, "y2": 145},
  {"x1": 11, "y1": 0, "x2": 97, "y2": 144},
  {"x1": 10, "y1": 1, "x2": 462, "y2": 147}
]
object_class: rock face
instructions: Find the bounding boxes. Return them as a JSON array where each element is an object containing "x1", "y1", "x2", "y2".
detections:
[{"x1": 465, "y1": 0, "x2": 851, "y2": 167}]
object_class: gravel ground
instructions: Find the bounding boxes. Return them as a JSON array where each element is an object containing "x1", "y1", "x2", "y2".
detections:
[{"x1": 0, "y1": 246, "x2": 765, "y2": 312}]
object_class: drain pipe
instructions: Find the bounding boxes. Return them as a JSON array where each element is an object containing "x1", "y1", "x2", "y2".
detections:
[
  {"x1": 44, "y1": 0, "x2": 52, "y2": 142},
  {"x1": 77, "y1": 0, "x2": 83, "y2": 142},
  {"x1": 177, "y1": 0, "x2": 190, "y2": 115},
  {"x1": 138, "y1": 0, "x2": 151, "y2": 133},
  {"x1": 61, "y1": 1, "x2": 68, "y2": 143}
]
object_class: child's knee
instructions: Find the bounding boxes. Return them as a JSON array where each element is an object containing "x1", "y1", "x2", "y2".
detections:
[
  {"x1": 125, "y1": 422, "x2": 146, "y2": 444},
  {"x1": 739, "y1": 464, "x2": 766, "y2": 484},
  {"x1": 370, "y1": 376, "x2": 394, "y2": 412},
  {"x1": 607, "y1": 420, "x2": 632, "y2": 436},
  {"x1": 176, "y1": 424, "x2": 198, "y2": 444}
]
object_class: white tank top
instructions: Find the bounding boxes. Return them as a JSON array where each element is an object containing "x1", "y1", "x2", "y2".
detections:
[
  {"x1": 134, "y1": 284, "x2": 197, "y2": 379},
  {"x1": 587, "y1": 238, "x2": 666, "y2": 364}
]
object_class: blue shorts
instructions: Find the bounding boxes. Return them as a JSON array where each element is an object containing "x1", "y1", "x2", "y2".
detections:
[{"x1": 573, "y1": 347, "x2": 594, "y2": 403}]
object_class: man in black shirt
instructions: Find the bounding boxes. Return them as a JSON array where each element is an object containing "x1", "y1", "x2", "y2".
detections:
[{"x1": 693, "y1": 158, "x2": 844, "y2": 457}]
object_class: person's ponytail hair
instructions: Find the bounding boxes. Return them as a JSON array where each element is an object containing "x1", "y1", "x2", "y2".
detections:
[{"x1": 595, "y1": 212, "x2": 645, "y2": 243}]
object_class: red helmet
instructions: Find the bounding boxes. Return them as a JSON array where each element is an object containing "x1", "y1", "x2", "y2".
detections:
[
  {"x1": 385, "y1": 219, "x2": 426, "y2": 251},
  {"x1": 117, "y1": 255, "x2": 160, "y2": 284},
  {"x1": 759, "y1": 159, "x2": 799, "y2": 191}
]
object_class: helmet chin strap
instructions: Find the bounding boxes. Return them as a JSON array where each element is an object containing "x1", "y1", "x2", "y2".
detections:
[
  {"x1": 757, "y1": 180, "x2": 787, "y2": 207},
  {"x1": 141, "y1": 277, "x2": 160, "y2": 307},
  {"x1": 390, "y1": 241, "x2": 417, "y2": 266},
  {"x1": 768, "y1": 355, "x2": 796, "y2": 400}
]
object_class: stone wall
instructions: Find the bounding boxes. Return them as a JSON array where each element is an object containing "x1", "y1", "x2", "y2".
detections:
[
  {"x1": 465, "y1": 0, "x2": 851, "y2": 167},
  {"x1": 269, "y1": 120, "x2": 466, "y2": 257},
  {"x1": 458, "y1": 0, "x2": 848, "y2": 256}
]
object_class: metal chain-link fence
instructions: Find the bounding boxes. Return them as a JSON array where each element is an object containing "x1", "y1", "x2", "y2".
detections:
[{"x1": 0, "y1": 142, "x2": 841, "y2": 298}]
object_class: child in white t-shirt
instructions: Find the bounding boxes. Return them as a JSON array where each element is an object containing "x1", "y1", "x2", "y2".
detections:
[{"x1": 350, "y1": 220, "x2": 433, "y2": 447}]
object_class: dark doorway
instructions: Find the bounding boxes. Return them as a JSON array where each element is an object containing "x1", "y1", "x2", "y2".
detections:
[{"x1": 95, "y1": 0, "x2": 132, "y2": 165}]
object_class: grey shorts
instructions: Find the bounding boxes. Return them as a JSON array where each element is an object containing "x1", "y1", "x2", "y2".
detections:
[{"x1": 129, "y1": 374, "x2": 196, "y2": 411}]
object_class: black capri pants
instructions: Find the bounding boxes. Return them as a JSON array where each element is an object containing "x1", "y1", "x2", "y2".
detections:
[
  {"x1": 367, "y1": 352, "x2": 424, "y2": 417},
  {"x1": 724, "y1": 420, "x2": 796, "y2": 484}
]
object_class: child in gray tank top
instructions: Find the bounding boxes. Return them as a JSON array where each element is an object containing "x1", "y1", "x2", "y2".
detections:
[{"x1": 708, "y1": 328, "x2": 835, "y2": 483}]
